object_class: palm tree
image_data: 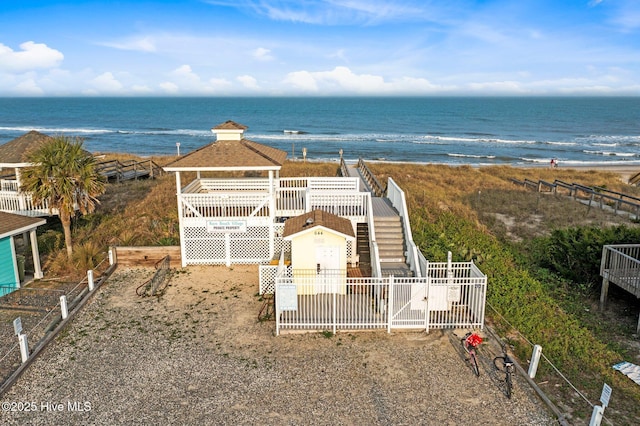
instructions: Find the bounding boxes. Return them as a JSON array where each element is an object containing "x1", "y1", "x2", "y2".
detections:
[{"x1": 20, "y1": 135, "x2": 106, "y2": 257}]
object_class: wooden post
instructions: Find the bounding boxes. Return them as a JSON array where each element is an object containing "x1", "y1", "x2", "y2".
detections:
[{"x1": 600, "y1": 278, "x2": 609, "y2": 311}]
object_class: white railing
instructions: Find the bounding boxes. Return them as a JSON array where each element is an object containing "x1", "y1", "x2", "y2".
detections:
[
  {"x1": 199, "y1": 178, "x2": 271, "y2": 192},
  {"x1": 272, "y1": 261, "x2": 486, "y2": 335},
  {"x1": 0, "y1": 190, "x2": 51, "y2": 216},
  {"x1": 179, "y1": 177, "x2": 365, "y2": 219},
  {"x1": 386, "y1": 177, "x2": 421, "y2": 277},
  {"x1": 307, "y1": 177, "x2": 360, "y2": 192},
  {"x1": 601, "y1": 244, "x2": 640, "y2": 297},
  {"x1": 275, "y1": 187, "x2": 306, "y2": 216},
  {"x1": 181, "y1": 193, "x2": 271, "y2": 218},
  {"x1": 1, "y1": 179, "x2": 19, "y2": 192},
  {"x1": 366, "y1": 193, "x2": 382, "y2": 277},
  {"x1": 307, "y1": 192, "x2": 368, "y2": 221}
]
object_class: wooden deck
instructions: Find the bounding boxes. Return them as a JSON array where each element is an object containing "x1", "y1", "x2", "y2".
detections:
[{"x1": 600, "y1": 244, "x2": 640, "y2": 333}]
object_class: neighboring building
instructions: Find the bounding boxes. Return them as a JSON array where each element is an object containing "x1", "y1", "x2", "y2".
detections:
[
  {"x1": 0, "y1": 211, "x2": 46, "y2": 297},
  {"x1": 0, "y1": 131, "x2": 54, "y2": 216}
]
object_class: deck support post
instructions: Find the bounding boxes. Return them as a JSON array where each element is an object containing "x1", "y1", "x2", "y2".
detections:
[{"x1": 599, "y1": 278, "x2": 609, "y2": 311}]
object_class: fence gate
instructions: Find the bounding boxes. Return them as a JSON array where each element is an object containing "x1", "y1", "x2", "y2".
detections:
[{"x1": 388, "y1": 277, "x2": 429, "y2": 330}]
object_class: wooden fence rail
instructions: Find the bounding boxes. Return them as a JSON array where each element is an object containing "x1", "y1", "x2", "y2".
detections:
[
  {"x1": 95, "y1": 158, "x2": 163, "y2": 183},
  {"x1": 511, "y1": 178, "x2": 640, "y2": 220}
]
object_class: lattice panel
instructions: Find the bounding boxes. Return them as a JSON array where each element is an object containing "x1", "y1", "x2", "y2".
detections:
[
  {"x1": 346, "y1": 240, "x2": 354, "y2": 260},
  {"x1": 273, "y1": 224, "x2": 288, "y2": 255},
  {"x1": 184, "y1": 226, "x2": 226, "y2": 263},
  {"x1": 183, "y1": 225, "x2": 283, "y2": 264},
  {"x1": 259, "y1": 265, "x2": 278, "y2": 294},
  {"x1": 229, "y1": 226, "x2": 270, "y2": 261}
]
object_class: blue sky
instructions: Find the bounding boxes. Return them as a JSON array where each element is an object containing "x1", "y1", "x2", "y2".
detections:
[{"x1": 0, "y1": 0, "x2": 639, "y2": 96}]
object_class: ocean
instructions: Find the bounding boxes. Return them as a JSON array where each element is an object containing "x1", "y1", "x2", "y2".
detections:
[{"x1": 0, "y1": 97, "x2": 639, "y2": 167}]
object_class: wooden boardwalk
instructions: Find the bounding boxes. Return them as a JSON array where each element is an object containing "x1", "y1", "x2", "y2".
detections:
[
  {"x1": 511, "y1": 178, "x2": 640, "y2": 220},
  {"x1": 96, "y1": 158, "x2": 163, "y2": 183}
]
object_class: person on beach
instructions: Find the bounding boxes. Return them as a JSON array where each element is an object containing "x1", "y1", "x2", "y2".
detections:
[{"x1": 550, "y1": 158, "x2": 555, "y2": 168}]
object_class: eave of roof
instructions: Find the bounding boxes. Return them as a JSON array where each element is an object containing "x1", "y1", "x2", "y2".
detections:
[
  {"x1": 164, "y1": 138, "x2": 287, "y2": 171},
  {"x1": 0, "y1": 131, "x2": 54, "y2": 165},
  {"x1": 0, "y1": 211, "x2": 46, "y2": 239},
  {"x1": 283, "y1": 209, "x2": 355, "y2": 240}
]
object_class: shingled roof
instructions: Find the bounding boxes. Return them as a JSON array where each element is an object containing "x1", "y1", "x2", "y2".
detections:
[
  {"x1": 213, "y1": 120, "x2": 248, "y2": 131},
  {"x1": 283, "y1": 209, "x2": 355, "y2": 239},
  {"x1": 0, "y1": 211, "x2": 46, "y2": 239},
  {"x1": 164, "y1": 121, "x2": 287, "y2": 171},
  {"x1": 0, "y1": 131, "x2": 54, "y2": 166}
]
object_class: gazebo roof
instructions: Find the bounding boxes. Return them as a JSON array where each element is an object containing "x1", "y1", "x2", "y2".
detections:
[
  {"x1": 0, "y1": 211, "x2": 46, "y2": 239},
  {"x1": 164, "y1": 121, "x2": 287, "y2": 172},
  {"x1": 0, "y1": 131, "x2": 54, "y2": 167},
  {"x1": 283, "y1": 209, "x2": 355, "y2": 240},
  {"x1": 213, "y1": 120, "x2": 248, "y2": 131}
]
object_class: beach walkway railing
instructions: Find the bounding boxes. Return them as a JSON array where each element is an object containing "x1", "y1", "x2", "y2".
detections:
[
  {"x1": 511, "y1": 178, "x2": 640, "y2": 220},
  {"x1": 95, "y1": 158, "x2": 163, "y2": 183}
]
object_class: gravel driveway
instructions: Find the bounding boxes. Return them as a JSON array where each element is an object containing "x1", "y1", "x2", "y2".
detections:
[{"x1": 1, "y1": 265, "x2": 558, "y2": 425}]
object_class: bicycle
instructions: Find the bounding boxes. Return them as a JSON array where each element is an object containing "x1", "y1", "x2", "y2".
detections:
[
  {"x1": 461, "y1": 331, "x2": 483, "y2": 377},
  {"x1": 493, "y1": 343, "x2": 516, "y2": 398}
]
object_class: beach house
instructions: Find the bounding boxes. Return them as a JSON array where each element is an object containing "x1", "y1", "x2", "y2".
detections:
[
  {"x1": 0, "y1": 131, "x2": 54, "y2": 217},
  {"x1": 0, "y1": 212, "x2": 45, "y2": 297},
  {"x1": 164, "y1": 121, "x2": 487, "y2": 334}
]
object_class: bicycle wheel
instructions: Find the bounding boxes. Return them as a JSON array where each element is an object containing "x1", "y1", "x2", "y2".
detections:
[
  {"x1": 470, "y1": 352, "x2": 480, "y2": 377},
  {"x1": 505, "y1": 370, "x2": 513, "y2": 399}
]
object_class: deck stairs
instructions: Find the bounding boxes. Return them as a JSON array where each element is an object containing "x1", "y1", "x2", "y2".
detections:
[
  {"x1": 371, "y1": 198, "x2": 413, "y2": 277},
  {"x1": 343, "y1": 161, "x2": 414, "y2": 277},
  {"x1": 344, "y1": 162, "x2": 414, "y2": 277}
]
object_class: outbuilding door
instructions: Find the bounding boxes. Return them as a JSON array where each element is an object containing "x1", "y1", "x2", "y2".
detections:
[{"x1": 315, "y1": 245, "x2": 340, "y2": 293}]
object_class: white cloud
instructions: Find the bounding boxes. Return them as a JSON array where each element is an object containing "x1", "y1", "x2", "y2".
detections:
[
  {"x1": 283, "y1": 66, "x2": 447, "y2": 94},
  {"x1": 0, "y1": 41, "x2": 63, "y2": 73},
  {"x1": 99, "y1": 36, "x2": 157, "y2": 52},
  {"x1": 253, "y1": 47, "x2": 274, "y2": 61},
  {"x1": 91, "y1": 72, "x2": 124, "y2": 93},
  {"x1": 237, "y1": 75, "x2": 260, "y2": 89},
  {"x1": 159, "y1": 81, "x2": 179, "y2": 93},
  {"x1": 230, "y1": 0, "x2": 432, "y2": 25},
  {"x1": 467, "y1": 81, "x2": 527, "y2": 94},
  {"x1": 284, "y1": 70, "x2": 319, "y2": 91},
  {"x1": 171, "y1": 65, "x2": 201, "y2": 82},
  {"x1": 131, "y1": 85, "x2": 154, "y2": 94},
  {"x1": 209, "y1": 77, "x2": 233, "y2": 88},
  {"x1": 14, "y1": 78, "x2": 44, "y2": 95}
]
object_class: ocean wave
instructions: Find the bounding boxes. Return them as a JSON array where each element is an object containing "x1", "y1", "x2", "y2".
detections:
[
  {"x1": 577, "y1": 135, "x2": 640, "y2": 145},
  {"x1": 583, "y1": 150, "x2": 637, "y2": 157},
  {"x1": 545, "y1": 141, "x2": 577, "y2": 146},
  {"x1": 448, "y1": 153, "x2": 496, "y2": 159},
  {"x1": 0, "y1": 125, "x2": 212, "y2": 138},
  {"x1": 422, "y1": 135, "x2": 538, "y2": 144},
  {"x1": 519, "y1": 157, "x2": 553, "y2": 164},
  {"x1": 0, "y1": 125, "x2": 112, "y2": 134}
]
